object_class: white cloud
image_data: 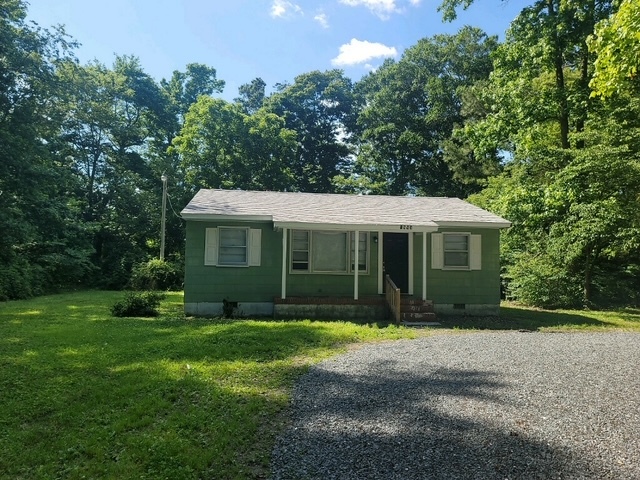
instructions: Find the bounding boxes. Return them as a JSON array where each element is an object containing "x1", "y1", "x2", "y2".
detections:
[
  {"x1": 331, "y1": 39, "x2": 398, "y2": 67},
  {"x1": 270, "y1": 0, "x2": 303, "y2": 18},
  {"x1": 339, "y1": 0, "x2": 420, "y2": 19},
  {"x1": 314, "y1": 12, "x2": 329, "y2": 28}
]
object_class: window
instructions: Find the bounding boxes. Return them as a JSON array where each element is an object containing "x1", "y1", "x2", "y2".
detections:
[
  {"x1": 313, "y1": 231, "x2": 348, "y2": 272},
  {"x1": 205, "y1": 227, "x2": 261, "y2": 267},
  {"x1": 218, "y1": 227, "x2": 248, "y2": 266},
  {"x1": 291, "y1": 230, "x2": 309, "y2": 270},
  {"x1": 444, "y1": 233, "x2": 469, "y2": 268},
  {"x1": 431, "y1": 232, "x2": 481, "y2": 270},
  {"x1": 351, "y1": 232, "x2": 368, "y2": 271},
  {"x1": 291, "y1": 230, "x2": 369, "y2": 274}
]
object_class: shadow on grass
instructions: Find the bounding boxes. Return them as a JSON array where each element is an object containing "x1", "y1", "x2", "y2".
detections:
[{"x1": 438, "y1": 305, "x2": 617, "y2": 331}]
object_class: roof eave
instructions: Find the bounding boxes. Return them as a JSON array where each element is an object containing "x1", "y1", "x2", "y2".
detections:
[
  {"x1": 435, "y1": 221, "x2": 512, "y2": 229},
  {"x1": 180, "y1": 213, "x2": 273, "y2": 222},
  {"x1": 273, "y1": 221, "x2": 439, "y2": 233}
]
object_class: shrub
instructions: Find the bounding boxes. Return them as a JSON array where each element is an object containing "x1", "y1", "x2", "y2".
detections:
[
  {"x1": 110, "y1": 291, "x2": 166, "y2": 317},
  {"x1": 505, "y1": 254, "x2": 583, "y2": 309},
  {"x1": 130, "y1": 259, "x2": 183, "y2": 291}
]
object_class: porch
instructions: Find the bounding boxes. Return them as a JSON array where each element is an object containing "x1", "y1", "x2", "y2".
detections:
[{"x1": 273, "y1": 291, "x2": 439, "y2": 325}]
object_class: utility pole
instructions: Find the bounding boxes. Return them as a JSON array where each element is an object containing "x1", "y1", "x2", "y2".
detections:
[{"x1": 160, "y1": 174, "x2": 167, "y2": 261}]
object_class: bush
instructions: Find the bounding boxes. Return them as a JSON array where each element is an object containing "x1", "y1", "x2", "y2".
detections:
[
  {"x1": 110, "y1": 291, "x2": 166, "y2": 317},
  {"x1": 505, "y1": 254, "x2": 583, "y2": 309},
  {"x1": 130, "y1": 259, "x2": 183, "y2": 291}
]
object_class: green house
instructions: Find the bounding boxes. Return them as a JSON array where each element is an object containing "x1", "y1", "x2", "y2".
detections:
[{"x1": 181, "y1": 189, "x2": 511, "y2": 320}]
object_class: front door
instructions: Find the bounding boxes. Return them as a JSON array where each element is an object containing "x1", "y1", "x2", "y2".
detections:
[{"x1": 383, "y1": 233, "x2": 409, "y2": 292}]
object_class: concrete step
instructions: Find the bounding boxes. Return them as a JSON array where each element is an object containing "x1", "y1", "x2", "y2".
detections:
[
  {"x1": 401, "y1": 297, "x2": 433, "y2": 307},
  {"x1": 401, "y1": 321, "x2": 442, "y2": 327},
  {"x1": 401, "y1": 311, "x2": 438, "y2": 322},
  {"x1": 403, "y1": 304, "x2": 434, "y2": 313}
]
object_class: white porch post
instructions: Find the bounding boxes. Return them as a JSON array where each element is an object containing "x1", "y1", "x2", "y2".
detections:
[
  {"x1": 377, "y1": 230, "x2": 383, "y2": 294},
  {"x1": 408, "y1": 232, "x2": 414, "y2": 295},
  {"x1": 281, "y1": 227, "x2": 287, "y2": 299},
  {"x1": 354, "y1": 229, "x2": 359, "y2": 300},
  {"x1": 422, "y1": 232, "x2": 427, "y2": 301}
]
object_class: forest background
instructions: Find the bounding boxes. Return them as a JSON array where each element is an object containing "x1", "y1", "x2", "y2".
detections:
[{"x1": 2, "y1": 0, "x2": 639, "y2": 308}]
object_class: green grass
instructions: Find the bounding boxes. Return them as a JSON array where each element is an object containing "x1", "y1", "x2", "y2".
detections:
[
  {"x1": 440, "y1": 302, "x2": 640, "y2": 331},
  {"x1": 0, "y1": 291, "x2": 419, "y2": 480},
  {"x1": 2, "y1": 293, "x2": 638, "y2": 479}
]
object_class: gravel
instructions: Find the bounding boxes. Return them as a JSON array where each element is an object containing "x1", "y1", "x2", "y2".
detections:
[{"x1": 270, "y1": 332, "x2": 640, "y2": 479}]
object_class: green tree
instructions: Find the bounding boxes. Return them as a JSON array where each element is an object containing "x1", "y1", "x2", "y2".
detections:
[
  {"x1": 173, "y1": 97, "x2": 296, "y2": 191},
  {"x1": 0, "y1": 0, "x2": 95, "y2": 299},
  {"x1": 265, "y1": 70, "x2": 356, "y2": 193},
  {"x1": 588, "y1": 0, "x2": 640, "y2": 97},
  {"x1": 235, "y1": 77, "x2": 267, "y2": 114},
  {"x1": 348, "y1": 27, "x2": 498, "y2": 196}
]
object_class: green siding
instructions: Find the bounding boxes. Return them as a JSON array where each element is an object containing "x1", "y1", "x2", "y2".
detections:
[
  {"x1": 185, "y1": 221, "x2": 502, "y2": 307},
  {"x1": 412, "y1": 229, "x2": 501, "y2": 305},
  {"x1": 185, "y1": 221, "x2": 282, "y2": 303}
]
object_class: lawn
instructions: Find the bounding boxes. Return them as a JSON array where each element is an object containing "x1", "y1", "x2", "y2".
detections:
[
  {"x1": 1, "y1": 293, "x2": 639, "y2": 480},
  {"x1": 0, "y1": 291, "x2": 418, "y2": 480}
]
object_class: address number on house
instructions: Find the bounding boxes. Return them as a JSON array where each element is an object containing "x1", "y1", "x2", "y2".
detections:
[{"x1": 399, "y1": 225, "x2": 413, "y2": 230}]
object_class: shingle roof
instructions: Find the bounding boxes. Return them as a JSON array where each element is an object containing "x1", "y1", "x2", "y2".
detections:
[{"x1": 181, "y1": 189, "x2": 511, "y2": 230}]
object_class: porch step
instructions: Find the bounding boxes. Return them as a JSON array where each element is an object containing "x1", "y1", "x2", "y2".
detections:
[
  {"x1": 401, "y1": 311, "x2": 438, "y2": 322},
  {"x1": 401, "y1": 321, "x2": 442, "y2": 327},
  {"x1": 401, "y1": 297, "x2": 433, "y2": 307}
]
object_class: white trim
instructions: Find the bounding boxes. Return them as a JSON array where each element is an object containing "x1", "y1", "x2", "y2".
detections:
[
  {"x1": 435, "y1": 221, "x2": 511, "y2": 229},
  {"x1": 377, "y1": 230, "x2": 383, "y2": 294},
  {"x1": 281, "y1": 227, "x2": 287, "y2": 299},
  {"x1": 183, "y1": 214, "x2": 273, "y2": 222},
  {"x1": 354, "y1": 229, "x2": 359, "y2": 300},
  {"x1": 422, "y1": 232, "x2": 427, "y2": 301},
  {"x1": 275, "y1": 221, "x2": 438, "y2": 233},
  {"x1": 408, "y1": 232, "x2": 414, "y2": 295}
]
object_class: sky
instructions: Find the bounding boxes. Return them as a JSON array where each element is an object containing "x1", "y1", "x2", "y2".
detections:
[{"x1": 25, "y1": 0, "x2": 531, "y2": 101}]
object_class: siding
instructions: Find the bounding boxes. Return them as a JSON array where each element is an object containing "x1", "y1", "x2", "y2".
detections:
[
  {"x1": 184, "y1": 221, "x2": 281, "y2": 304},
  {"x1": 185, "y1": 221, "x2": 501, "y2": 306},
  {"x1": 185, "y1": 221, "x2": 380, "y2": 304},
  {"x1": 412, "y1": 228, "x2": 501, "y2": 305}
]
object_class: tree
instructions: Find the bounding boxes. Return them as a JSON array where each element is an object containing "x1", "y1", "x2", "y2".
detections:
[
  {"x1": 56, "y1": 57, "x2": 171, "y2": 287},
  {"x1": 347, "y1": 27, "x2": 498, "y2": 196},
  {"x1": 448, "y1": 0, "x2": 640, "y2": 307},
  {"x1": 173, "y1": 97, "x2": 296, "y2": 191},
  {"x1": 0, "y1": 0, "x2": 96, "y2": 299},
  {"x1": 265, "y1": 70, "x2": 356, "y2": 193},
  {"x1": 588, "y1": 0, "x2": 640, "y2": 97},
  {"x1": 235, "y1": 77, "x2": 267, "y2": 114}
]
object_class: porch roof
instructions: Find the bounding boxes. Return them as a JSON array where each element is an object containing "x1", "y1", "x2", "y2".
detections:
[{"x1": 181, "y1": 189, "x2": 511, "y2": 230}]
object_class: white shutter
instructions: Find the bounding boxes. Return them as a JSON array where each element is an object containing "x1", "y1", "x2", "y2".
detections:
[
  {"x1": 204, "y1": 228, "x2": 218, "y2": 266},
  {"x1": 470, "y1": 234, "x2": 482, "y2": 270},
  {"x1": 431, "y1": 233, "x2": 443, "y2": 270},
  {"x1": 249, "y1": 228, "x2": 262, "y2": 266}
]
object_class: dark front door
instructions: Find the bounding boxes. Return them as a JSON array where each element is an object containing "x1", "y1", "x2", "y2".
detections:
[{"x1": 383, "y1": 233, "x2": 409, "y2": 292}]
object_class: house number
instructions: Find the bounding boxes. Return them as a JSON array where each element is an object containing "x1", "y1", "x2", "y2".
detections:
[{"x1": 399, "y1": 225, "x2": 413, "y2": 230}]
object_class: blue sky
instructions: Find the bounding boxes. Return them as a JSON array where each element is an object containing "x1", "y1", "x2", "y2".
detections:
[{"x1": 25, "y1": 0, "x2": 530, "y2": 100}]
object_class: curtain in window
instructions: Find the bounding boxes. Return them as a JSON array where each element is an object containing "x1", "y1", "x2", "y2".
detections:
[{"x1": 312, "y1": 232, "x2": 347, "y2": 272}]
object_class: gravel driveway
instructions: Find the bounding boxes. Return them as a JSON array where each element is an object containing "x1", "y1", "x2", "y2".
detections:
[{"x1": 270, "y1": 332, "x2": 640, "y2": 479}]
